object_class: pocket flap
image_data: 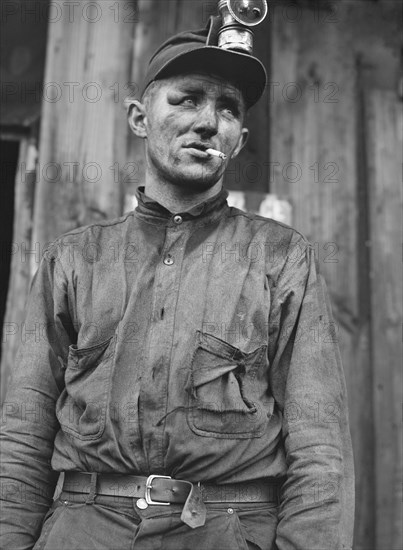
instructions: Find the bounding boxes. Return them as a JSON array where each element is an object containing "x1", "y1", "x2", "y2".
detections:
[{"x1": 192, "y1": 359, "x2": 239, "y2": 387}]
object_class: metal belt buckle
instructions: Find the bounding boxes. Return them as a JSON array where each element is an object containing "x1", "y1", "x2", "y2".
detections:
[{"x1": 145, "y1": 474, "x2": 171, "y2": 506}]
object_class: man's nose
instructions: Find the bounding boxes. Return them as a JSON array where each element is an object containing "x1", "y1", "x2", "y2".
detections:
[{"x1": 193, "y1": 103, "x2": 218, "y2": 136}]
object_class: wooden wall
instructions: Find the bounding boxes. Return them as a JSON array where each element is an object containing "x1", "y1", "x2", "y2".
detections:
[{"x1": 1, "y1": 1, "x2": 401, "y2": 548}]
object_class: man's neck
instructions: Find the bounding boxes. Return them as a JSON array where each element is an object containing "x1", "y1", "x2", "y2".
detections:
[{"x1": 144, "y1": 177, "x2": 223, "y2": 214}]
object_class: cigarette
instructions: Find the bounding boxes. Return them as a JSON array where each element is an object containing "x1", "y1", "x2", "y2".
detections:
[{"x1": 206, "y1": 148, "x2": 227, "y2": 160}]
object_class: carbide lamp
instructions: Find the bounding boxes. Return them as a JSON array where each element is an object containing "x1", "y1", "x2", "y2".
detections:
[{"x1": 218, "y1": 0, "x2": 268, "y2": 54}]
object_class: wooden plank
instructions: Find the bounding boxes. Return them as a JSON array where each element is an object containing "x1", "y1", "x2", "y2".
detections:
[
  {"x1": 366, "y1": 89, "x2": 403, "y2": 550},
  {"x1": 270, "y1": 4, "x2": 375, "y2": 548},
  {"x1": 1, "y1": 138, "x2": 36, "y2": 404},
  {"x1": 32, "y1": 0, "x2": 135, "y2": 246}
]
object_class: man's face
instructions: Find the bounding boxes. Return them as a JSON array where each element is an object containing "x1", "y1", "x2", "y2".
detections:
[{"x1": 132, "y1": 73, "x2": 249, "y2": 191}]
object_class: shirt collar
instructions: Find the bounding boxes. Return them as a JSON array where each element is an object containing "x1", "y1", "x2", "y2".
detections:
[{"x1": 134, "y1": 186, "x2": 229, "y2": 221}]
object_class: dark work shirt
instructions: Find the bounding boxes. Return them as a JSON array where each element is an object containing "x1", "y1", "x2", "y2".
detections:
[{"x1": 0, "y1": 186, "x2": 354, "y2": 549}]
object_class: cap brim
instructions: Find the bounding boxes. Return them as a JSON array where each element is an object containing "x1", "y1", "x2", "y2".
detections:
[{"x1": 145, "y1": 46, "x2": 267, "y2": 109}]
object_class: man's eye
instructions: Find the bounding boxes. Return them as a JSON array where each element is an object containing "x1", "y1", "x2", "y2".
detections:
[
  {"x1": 220, "y1": 104, "x2": 239, "y2": 117},
  {"x1": 182, "y1": 96, "x2": 197, "y2": 106}
]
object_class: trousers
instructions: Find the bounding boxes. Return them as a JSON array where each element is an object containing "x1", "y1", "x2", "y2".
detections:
[{"x1": 32, "y1": 491, "x2": 279, "y2": 550}]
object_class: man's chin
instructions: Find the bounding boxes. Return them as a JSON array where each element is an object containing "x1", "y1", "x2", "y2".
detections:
[{"x1": 168, "y1": 169, "x2": 221, "y2": 192}]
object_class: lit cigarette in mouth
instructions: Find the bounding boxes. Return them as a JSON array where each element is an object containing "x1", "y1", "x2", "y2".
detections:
[{"x1": 206, "y1": 148, "x2": 227, "y2": 160}]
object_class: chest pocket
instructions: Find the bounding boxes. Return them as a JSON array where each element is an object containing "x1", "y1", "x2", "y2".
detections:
[
  {"x1": 56, "y1": 335, "x2": 116, "y2": 440},
  {"x1": 186, "y1": 331, "x2": 270, "y2": 439}
]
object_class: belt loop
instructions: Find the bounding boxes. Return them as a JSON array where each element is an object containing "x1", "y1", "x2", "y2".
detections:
[{"x1": 85, "y1": 473, "x2": 98, "y2": 505}]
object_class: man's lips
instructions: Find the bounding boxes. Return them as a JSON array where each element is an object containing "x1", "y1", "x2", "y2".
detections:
[
  {"x1": 183, "y1": 142, "x2": 213, "y2": 151},
  {"x1": 183, "y1": 142, "x2": 219, "y2": 159},
  {"x1": 184, "y1": 147, "x2": 210, "y2": 159}
]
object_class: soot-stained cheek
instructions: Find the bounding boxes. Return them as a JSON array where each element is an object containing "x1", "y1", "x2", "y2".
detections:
[
  {"x1": 160, "y1": 113, "x2": 189, "y2": 138},
  {"x1": 156, "y1": 114, "x2": 177, "y2": 140}
]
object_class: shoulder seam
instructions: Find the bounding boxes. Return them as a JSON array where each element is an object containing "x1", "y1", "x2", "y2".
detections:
[
  {"x1": 227, "y1": 207, "x2": 312, "y2": 245},
  {"x1": 53, "y1": 212, "x2": 134, "y2": 242}
]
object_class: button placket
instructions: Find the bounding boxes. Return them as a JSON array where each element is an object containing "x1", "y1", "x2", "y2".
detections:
[{"x1": 141, "y1": 226, "x2": 187, "y2": 471}]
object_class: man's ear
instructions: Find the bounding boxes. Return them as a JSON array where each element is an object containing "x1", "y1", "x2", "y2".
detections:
[
  {"x1": 231, "y1": 128, "x2": 249, "y2": 159},
  {"x1": 127, "y1": 99, "x2": 147, "y2": 138}
]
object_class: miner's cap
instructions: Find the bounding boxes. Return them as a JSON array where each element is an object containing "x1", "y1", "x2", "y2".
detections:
[{"x1": 140, "y1": 16, "x2": 267, "y2": 109}]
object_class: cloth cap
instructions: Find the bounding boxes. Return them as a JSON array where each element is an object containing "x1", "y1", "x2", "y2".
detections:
[{"x1": 140, "y1": 16, "x2": 267, "y2": 109}]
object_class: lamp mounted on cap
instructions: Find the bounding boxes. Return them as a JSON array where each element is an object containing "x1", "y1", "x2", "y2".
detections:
[{"x1": 217, "y1": 0, "x2": 268, "y2": 54}]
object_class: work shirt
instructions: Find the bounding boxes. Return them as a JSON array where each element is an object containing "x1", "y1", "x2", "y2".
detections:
[{"x1": 1, "y1": 186, "x2": 354, "y2": 549}]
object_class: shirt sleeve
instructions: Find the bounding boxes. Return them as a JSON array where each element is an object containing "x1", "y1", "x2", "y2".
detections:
[
  {"x1": 268, "y1": 233, "x2": 355, "y2": 550},
  {"x1": 0, "y1": 248, "x2": 74, "y2": 550}
]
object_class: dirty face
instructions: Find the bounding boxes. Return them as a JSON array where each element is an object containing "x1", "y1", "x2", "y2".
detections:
[{"x1": 136, "y1": 73, "x2": 249, "y2": 191}]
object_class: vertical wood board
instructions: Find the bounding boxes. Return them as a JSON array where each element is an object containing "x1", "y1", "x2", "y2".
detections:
[{"x1": 367, "y1": 89, "x2": 403, "y2": 550}]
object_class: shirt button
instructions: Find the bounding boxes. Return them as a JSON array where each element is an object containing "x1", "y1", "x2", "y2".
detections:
[
  {"x1": 227, "y1": 508, "x2": 234, "y2": 514},
  {"x1": 163, "y1": 255, "x2": 174, "y2": 266},
  {"x1": 173, "y1": 215, "x2": 183, "y2": 224}
]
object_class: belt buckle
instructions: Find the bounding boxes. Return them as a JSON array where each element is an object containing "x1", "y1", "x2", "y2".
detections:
[{"x1": 145, "y1": 474, "x2": 171, "y2": 506}]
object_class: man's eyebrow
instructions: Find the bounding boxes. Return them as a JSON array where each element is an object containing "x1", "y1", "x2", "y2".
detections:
[
  {"x1": 176, "y1": 82, "x2": 239, "y2": 96},
  {"x1": 219, "y1": 92, "x2": 242, "y2": 105},
  {"x1": 175, "y1": 83, "x2": 204, "y2": 93}
]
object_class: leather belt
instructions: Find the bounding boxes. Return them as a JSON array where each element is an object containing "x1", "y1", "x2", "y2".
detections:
[{"x1": 62, "y1": 471, "x2": 282, "y2": 505}]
